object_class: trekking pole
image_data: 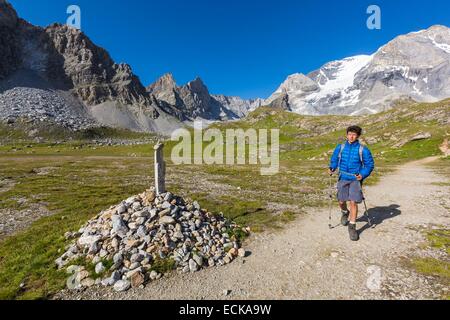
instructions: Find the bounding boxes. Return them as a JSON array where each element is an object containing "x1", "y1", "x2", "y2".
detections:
[
  {"x1": 327, "y1": 173, "x2": 340, "y2": 229},
  {"x1": 328, "y1": 173, "x2": 333, "y2": 229},
  {"x1": 361, "y1": 187, "x2": 373, "y2": 228}
]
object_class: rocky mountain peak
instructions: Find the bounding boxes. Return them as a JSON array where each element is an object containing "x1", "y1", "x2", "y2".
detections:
[
  {"x1": 147, "y1": 73, "x2": 262, "y2": 120},
  {"x1": 0, "y1": 1, "x2": 186, "y2": 135},
  {"x1": 160, "y1": 72, "x2": 176, "y2": 86},
  {"x1": 39, "y1": 22, "x2": 153, "y2": 107},
  {"x1": 0, "y1": 0, "x2": 20, "y2": 80},
  {"x1": 186, "y1": 77, "x2": 209, "y2": 95},
  {"x1": 266, "y1": 73, "x2": 319, "y2": 110},
  {"x1": 147, "y1": 73, "x2": 177, "y2": 93},
  {"x1": 277, "y1": 73, "x2": 319, "y2": 94},
  {"x1": 0, "y1": 0, "x2": 18, "y2": 28},
  {"x1": 0, "y1": 1, "x2": 265, "y2": 126},
  {"x1": 266, "y1": 24, "x2": 450, "y2": 115},
  {"x1": 405, "y1": 24, "x2": 450, "y2": 39},
  {"x1": 374, "y1": 25, "x2": 450, "y2": 69}
]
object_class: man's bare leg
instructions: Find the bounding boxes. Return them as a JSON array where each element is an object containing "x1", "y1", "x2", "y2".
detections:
[
  {"x1": 348, "y1": 201, "x2": 360, "y2": 241},
  {"x1": 339, "y1": 201, "x2": 350, "y2": 226},
  {"x1": 349, "y1": 201, "x2": 358, "y2": 223}
]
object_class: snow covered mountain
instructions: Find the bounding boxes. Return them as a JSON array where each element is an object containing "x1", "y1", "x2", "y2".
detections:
[{"x1": 266, "y1": 25, "x2": 450, "y2": 115}]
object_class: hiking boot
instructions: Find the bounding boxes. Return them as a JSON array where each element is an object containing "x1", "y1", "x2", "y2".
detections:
[
  {"x1": 340, "y1": 210, "x2": 350, "y2": 226},
  {"x1": 348, "y1": 223, "x2": 359, "y2": 241}
]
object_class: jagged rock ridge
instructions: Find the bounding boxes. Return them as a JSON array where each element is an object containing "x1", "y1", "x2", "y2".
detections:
[{"x1": 147, "y1": 73, "x2": 263, "y2": 121}]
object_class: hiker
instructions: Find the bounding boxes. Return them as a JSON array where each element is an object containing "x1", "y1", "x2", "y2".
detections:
[{"x1": 328, "y1": 126, "x2": 375, "y2": 241}]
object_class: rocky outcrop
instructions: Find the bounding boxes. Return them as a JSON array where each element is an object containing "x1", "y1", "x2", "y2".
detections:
[
  {"x1": 0, "y1": 1, "x2": 184, "y2": 134},
  {"x1": 266, "y1": 73, "x2": 319, "y2": 109},
  {"x1": 267, "y1": 93, "x2": 291, "y2": 111},
  {"x1": 45, "y1": 24, "x2": 153, "y2": 107},
  {"x1": 176, "y1": 77, "x2": 216, "y2": 119},
  {"x1": 0, "y1": 0, "x2": 20, "y2": 80},
  {"x1": 146, "y1": 73, "x2": 179, "y2": 106},
  {"x1": 147, "y1": 73, "x2": 261, "y2": 121},
  {"x1": 211, "y1": 95, "x2": 264, "y2": 118}
]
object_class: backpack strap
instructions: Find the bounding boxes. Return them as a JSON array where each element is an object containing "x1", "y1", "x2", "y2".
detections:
[
  {"x1": 359, "y1": 145, "x2": 365, "y2": 168},
  {"x1": 338, "y1": 143, "x2": 346, "y2": 167}
]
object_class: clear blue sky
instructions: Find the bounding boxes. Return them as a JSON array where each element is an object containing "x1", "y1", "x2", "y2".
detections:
[{"x1": 8, "y1": 0, "x2": 450, "y2": 99}]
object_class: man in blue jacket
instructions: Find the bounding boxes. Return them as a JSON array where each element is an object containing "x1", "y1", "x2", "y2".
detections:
[{"x1": 328, "y1": 126, "x2": 375, "y2": 241}]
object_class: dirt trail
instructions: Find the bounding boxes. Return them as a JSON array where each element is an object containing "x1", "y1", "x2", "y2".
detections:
[{"x1": 57, "y1": 157, "x2": 450, "y2": 300}]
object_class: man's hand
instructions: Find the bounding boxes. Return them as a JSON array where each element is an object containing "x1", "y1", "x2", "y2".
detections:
[
  {"x1": 328, "y1": 168, "x2": 335, "y2": 176},
  {"x1": 356, "y1": 174, "x2": 363, "y2": 181}
]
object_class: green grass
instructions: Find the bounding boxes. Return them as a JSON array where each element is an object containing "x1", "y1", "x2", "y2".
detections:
[
  {"x1": 221, "y1": 99, "x2": 449, "y2": 166},
  {"x1": 0, "y1": 142, "x2": 156, "y2": 157},
  {"x1": 0, "y1": 155, "x2": 305, "y2": 299},
  {"x1": 150, "y1": 258, "x2": 176, "y2": 275},
  {"x1": 0, "y1": 158, "x2": 152, "y2": 299},
  {"x1": 78, "y1": 126, "x2": 157, "y2": 141},
  {"x1": 425, "y1": 229, "x2": 450, "y2": 255},
  {"x1": 411, "y1": 258, "x2": 450, "y2": 283},
  {"x1": 277, "y1": 211, "x2": 299, "y2": 224},
  {"x1": 69, "y1": 257, "x2": 114, "y2": 280},
  {"x1": 0, "y1": 119, "x2": 157, "y2": 144},
  {"x1": 182, "y1": 192, "x2": 269, "y2": 231},
  {"x1": 406, "y1": 227, "x2": 450, "y2": 298},
  {"x1": 0, "y1": 99, "x2": 448, "y2": 299}
]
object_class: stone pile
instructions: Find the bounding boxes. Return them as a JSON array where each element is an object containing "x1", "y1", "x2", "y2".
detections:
[{"x1": 55, "y1": 189, "x2": 249, "y2": 292}]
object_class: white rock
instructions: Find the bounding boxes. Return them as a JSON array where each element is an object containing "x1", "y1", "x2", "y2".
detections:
[
  {"x1": 66, "y1": 265, "x2": 82, "y2": 275},
  {"x1": 149, "y1": 270, "x2": 159, "y2": 280},
  {"x1": 117, "y1": 204, "x2": 127, "y2": 214},
  {"x1": 95, "y1": 262, "x2": 105, "y2": 274},
  {"x1": 189, "y1": 259, "x2": 199, "y2": 272},
  {"x1": 66, "y1": 274, "x2": 81, "y2": 290},
  {"x1": 114, "y1": 280, "x2": 131, "y2": 292},
  {"x1": 125, "y1": 197, "x2": 137, "y2": 205},
  {"x1": 192, "y1": 254, "x2": 203, "y2": 267},
  {"x1": 159, "y1": 216, "x2": 176, "y2": 225},
  {"x1": 77, "y1": 235, "x2": 101, "y2": 247}
]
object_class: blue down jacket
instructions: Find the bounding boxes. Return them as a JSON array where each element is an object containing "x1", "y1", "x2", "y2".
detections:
[{"x1": 329, "y1": 140, "x2": 375, "y2": 181}]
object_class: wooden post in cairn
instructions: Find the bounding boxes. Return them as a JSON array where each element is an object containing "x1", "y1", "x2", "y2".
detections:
[{"x1": 154, "y1": 141, "x2": 166, "y2": 195}]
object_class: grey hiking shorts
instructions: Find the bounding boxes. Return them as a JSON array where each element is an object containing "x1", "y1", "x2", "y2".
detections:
[{"x1": 337, "y1": 180, "x2": 363, "y2": 203}]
